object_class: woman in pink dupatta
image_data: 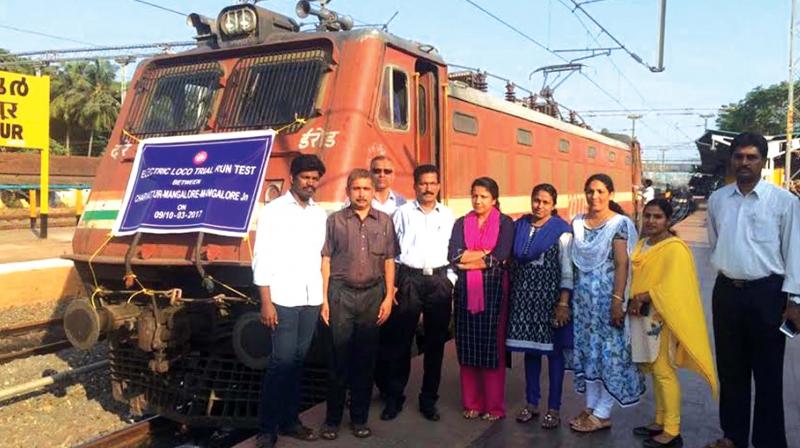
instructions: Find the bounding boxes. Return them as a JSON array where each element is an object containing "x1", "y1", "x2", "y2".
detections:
[{"x1": 448, "y1": 177, "x2": 515, "y2": 420}]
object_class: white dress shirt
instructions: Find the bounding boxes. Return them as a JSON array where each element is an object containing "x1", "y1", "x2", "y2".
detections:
[
  {"x1": 393, "y1": 200, "x2": 455, "y2": 270},
  {"x1": 708, "y1": 181, "x2": 800, "y2": 296},
  {"x1": 252, "y1": 192, "x2": 327, "y2": 307},
  {"x1": 373, "y1": 190, "x2": 406, "y2": 215}
]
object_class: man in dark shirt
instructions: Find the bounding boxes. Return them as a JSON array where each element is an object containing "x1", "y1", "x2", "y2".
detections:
[{"x1": 320, "y1": 168, "x2": 396, "y2": 440}]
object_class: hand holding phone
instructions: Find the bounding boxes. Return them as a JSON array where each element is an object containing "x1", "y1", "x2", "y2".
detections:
[{"x1": 780, "y1": 319, "x2": 798, "y2": 338}]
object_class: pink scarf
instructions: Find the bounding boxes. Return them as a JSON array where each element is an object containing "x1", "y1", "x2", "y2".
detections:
[{"x1": 463, "y1": 207, "x2": 501, "y2": 314}]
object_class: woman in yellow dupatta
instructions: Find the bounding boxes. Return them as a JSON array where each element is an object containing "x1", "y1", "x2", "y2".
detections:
[{"x1": 627, "y1": 199, "x2": 718, "y2": 448}]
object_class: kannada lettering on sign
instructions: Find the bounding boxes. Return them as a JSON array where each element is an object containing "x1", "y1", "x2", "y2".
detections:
[
  {"x1": 0, "y1": 71, "x2": 50, "y2": 150},
  {"x1": 113, "y1": 130, "x2": 274, "y2": 237}
]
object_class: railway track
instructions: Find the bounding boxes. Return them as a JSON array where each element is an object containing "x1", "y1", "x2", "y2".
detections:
[
  {"x1": 77, "y1": 416, "x2": 179, "y2": 448},
  {"x1": 0, "y1": 318, "x2": 72, "y2": 363}
]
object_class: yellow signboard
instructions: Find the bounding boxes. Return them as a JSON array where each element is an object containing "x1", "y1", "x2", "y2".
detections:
[{"x1": 0, "y1": 71, "x2": 50, "y2": 150}]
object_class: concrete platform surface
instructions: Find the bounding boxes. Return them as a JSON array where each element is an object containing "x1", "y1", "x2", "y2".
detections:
[
  {"x1": 0, "y1": 227, "x2": 74, "y2": 264},
  {"x1": 234, "y1": 210, "x2": 800, "y2": 447}
]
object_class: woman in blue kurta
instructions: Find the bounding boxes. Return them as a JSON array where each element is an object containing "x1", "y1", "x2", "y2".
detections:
[
  {"x1": 506, "y1": 184, "x2": 573, "y2": 429},
  {"x1": 569, "y1": 173, "x2": 645, "y2": 433}
]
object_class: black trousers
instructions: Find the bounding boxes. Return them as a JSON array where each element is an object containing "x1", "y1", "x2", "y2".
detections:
[
  {"x1": 712, "y1": 274, "x2": 787, "y2": 448},
  {"x1": 324, "y1": 280, "x2": 383, "y2": 427},
  {"x1": 375, "y1": 267, "x2": 453, "y2": 410}
]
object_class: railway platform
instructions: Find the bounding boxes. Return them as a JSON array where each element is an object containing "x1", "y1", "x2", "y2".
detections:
[
  {"x1": 234, "y1": 209, "x2": 800, "y2": 448},
  {"x1": 0, "y1": 227, "x2": 81, "y2": 310}
]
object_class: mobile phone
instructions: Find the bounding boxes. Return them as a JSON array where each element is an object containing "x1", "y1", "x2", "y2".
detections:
[{"x1": 780, "y1": 319, "x2": 798, "y2": 339}]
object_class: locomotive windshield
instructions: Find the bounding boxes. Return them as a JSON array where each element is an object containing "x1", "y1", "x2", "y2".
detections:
[
  {"x1": 217, "y1": 48, "x2": 328, "y2": 131},
  {"x1": 125, "y1": 61, "x2": 223, "y2": 138}
]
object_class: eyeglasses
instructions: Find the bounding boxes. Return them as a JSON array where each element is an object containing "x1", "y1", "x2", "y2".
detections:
[{"x1": 371, "y1": 168, "x2": 394, "y2": 175}]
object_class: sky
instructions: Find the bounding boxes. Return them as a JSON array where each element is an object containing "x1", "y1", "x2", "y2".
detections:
[{"x1": 0, "y1": 0, "x2": 794, "y2": 162}]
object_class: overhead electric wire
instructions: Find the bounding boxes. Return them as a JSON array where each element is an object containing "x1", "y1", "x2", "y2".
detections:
[
  {"x1": 556, "y1": 0, "x2": 695, "y2": 142},
  {"x1": 131, "y1": 0, "x2": 188, "y2": 17},
  {"x1": 0, "y1": 23, "x2": 98, "y2": 47},
  {"x1": 461, "y1": 0, "x2": 676, "y2": 143}
]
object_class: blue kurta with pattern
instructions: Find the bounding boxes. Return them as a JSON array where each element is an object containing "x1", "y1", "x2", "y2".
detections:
[{"x1": 571, "y1": 220, "x2": 645, "y2": 406}]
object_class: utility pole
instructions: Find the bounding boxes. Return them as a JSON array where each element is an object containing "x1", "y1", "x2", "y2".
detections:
[
  {"x1": 788, "y1": 0, "x2": 797, "y2": 188},
  {"x1": 114, "y1": 56, "x2": 136, "y2": 104},
  {"x1": 699, "y1": 113, "x2": 714, "y2": 130},
  {"x1": 627, "y1": 114, "x2": 643, "y2": 141}
]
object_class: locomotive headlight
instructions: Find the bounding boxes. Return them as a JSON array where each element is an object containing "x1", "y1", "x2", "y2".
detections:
[
  {"x1": 239, "y1": 9, "x2": 256, "y2": 32},
  {"x1": 220, "y1": 7, "x2": 258, "y2": 37},
  {"x1": 223, "y1": 13, "x2": 239, "y2": 34}
]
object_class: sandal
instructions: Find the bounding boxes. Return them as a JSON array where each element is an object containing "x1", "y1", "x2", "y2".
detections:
[
  {"x1": 319, "y1": 425, "x2": 338, "y2": 441},
  {"x1": 350, "y1": 424, "x2": 372, "y2": 439},
  {"x1": 515, "y1": 405, "x2": 539, "y2": 423},
  {"x1": 541, "y1": 410, "x2": 560, "y2": 429},
  {"x1": 570, "y1": 414, "x2": 612, "y2": 433},
  {"x1": 462, "y1": 409, "x2": 481, "y2": 419},
  {"x1": 480, "y1": 413, "x2": 504, "y2": 421},
  {"x1": 569, "y1": 408, "x2": 593, "y2": 427}
]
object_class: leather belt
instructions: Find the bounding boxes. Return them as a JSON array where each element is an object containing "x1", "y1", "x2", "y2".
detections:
[
  {"x1": 400, "y1": 265, "x2": 448, "y2": 276},
  {"x1": 718, "y1": 273, "x2": 781, "y2": 289}
]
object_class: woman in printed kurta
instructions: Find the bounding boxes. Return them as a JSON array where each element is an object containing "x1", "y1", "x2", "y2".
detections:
[
  {"x1": 449, "y1": 177, "x2": 514, "y2": 420},
  {"x1": 628, "y1": 199, "x2": 718, "y2": 448},
  {"x1": 569, "y1": 173, "x2": 645, "y2": 433},
  {"x1": 506, "y1": 184, "x2": 573, "y2": 429}
]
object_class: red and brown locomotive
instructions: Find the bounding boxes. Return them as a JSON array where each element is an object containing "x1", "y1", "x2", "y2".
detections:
[{"x1": 62, "y1": 1, "x2": 641, "y2": 428}]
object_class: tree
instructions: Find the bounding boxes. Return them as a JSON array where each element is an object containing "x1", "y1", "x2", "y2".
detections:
[
  {"x1": 51, "y1": 63, "x2": 91, "y2": 154},
  {"x1": 716, "y1": 82, "x2": 800, "y2": 135},
  {"x1": 79, "y1": 61, "x2": 119, "y2": 157}
]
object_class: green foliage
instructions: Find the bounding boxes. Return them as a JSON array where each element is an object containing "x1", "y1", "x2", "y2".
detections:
[{"x1": 716, "y1": 82, "x2": 800, "y2": 135}]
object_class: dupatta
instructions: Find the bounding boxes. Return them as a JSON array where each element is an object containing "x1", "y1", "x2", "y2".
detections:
[
  {"x1": 463, "y1": 207, "x2": 500, "y2": 314},
  {"x1": 630, "y1": 237, "x2": 719, "y2": 398}
]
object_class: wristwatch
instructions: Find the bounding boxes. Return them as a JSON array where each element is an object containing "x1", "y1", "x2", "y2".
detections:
[{"x1": 790, "y1": 295, "x2": 800, "y2": 305}]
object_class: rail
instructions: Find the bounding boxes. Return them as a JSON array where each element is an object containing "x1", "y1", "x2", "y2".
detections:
[
  {"x1": 0, "y1": 318, "x2": 71, "y2": 364},
  {"x1": 76, "y1": 416, "x2": 176, "y2": 448}
]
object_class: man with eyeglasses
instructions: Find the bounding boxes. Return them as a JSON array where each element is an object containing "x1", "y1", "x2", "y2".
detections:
[
  {"x1": 370, "y1": 155, "x2": 406, "y2": 215},
  {"x1": 704, "y1": 132, "x2": 800, "y2": 448}
]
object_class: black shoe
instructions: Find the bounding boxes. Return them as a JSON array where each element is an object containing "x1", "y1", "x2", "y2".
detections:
[
  {"x1": 381, "y1": 401, "x2": 402, "y2": 420},
  {"x1": 350, "y1": 423, "x2": 372, "y2": 438},
  {"x1": 633, "y1": 425, "x2": 664, "y2": 437},
  {"x1": 643, "y1": 434, "x2": 683, "y2": 448},
  {"x1": 420, "y1": 406, "x2": 440, "y2": 421},
  {"x1": 254, "y1": 433, "x2": 277, "y2": 448}
]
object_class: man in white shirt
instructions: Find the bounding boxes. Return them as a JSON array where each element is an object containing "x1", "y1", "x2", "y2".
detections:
[
  {"x1": 705, "y1": 132, "x2": 800, "y2": 448},
  {"x1": 252, "y1": 154, "x2": 328, "y2": 448},
  {"x1": 370, "y1": 155, "x2": 406, "y2": 214},
  {"x1": 642, "y1": 179, "x2": 655, "y2": 204},
  {"x1": 376, "y1": 164, "x2": 455, "y2": 422}
]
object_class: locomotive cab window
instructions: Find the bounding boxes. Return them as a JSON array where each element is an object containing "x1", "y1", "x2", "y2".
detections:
[
  {"x1": 217, "y1": 49, "x2": 329, "y2": 130},
  {"x1": 418, "y1": 84, "x2": 427, "y2": 135},
  {"x1": 125, "y1": 62, "x2": 223, "y2": 137},
  {"x1": 588, "y1": 146, "x2": 597, "y2": 158},
  {"x1": 559, "y1": 139, "x2": 570, "y2": 153},
  {"x1": 378, "y1": 66, "x2": 409, "y2": 131}
]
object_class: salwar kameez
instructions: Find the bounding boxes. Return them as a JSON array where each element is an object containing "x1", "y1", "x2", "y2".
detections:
[{"x1": 449, "y1": 212, "x2": 514, "y2": 417}]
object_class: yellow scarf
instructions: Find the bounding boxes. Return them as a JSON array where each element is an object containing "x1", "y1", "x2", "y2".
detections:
[{"x1": 631, "y1": 236, "x2": 719, "y2": 399}]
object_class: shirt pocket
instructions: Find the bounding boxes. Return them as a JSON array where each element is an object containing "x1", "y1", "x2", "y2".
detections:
[
  {"x1": 749, "y1": 213, "x2": 779, "y2": 243},
  {"x1": 369, "y1": 229, "x2": 386, "y2": 256}
]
